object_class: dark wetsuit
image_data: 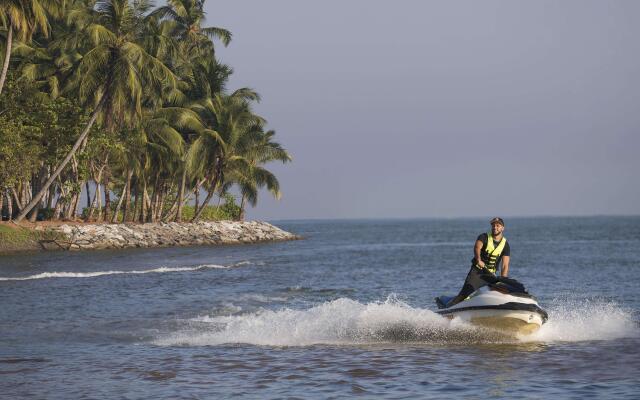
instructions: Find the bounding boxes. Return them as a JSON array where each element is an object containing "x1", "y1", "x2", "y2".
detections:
[{"x1": 455, "y1": 233, "x2": 511, "y2": 300}]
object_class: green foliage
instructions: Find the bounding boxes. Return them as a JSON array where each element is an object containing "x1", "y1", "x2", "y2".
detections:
[
  {"x1": 177, "y1": 195, "x2": 240, "y2": 221},
  {"x1": 0, "y1": 224, "x2": 63, "y2": 252},
  {"x1": 0, "y1": 225, "x2": 35, "y2": 244},
  {"x1": 0, "y1": 0, "x2": 57, "y2": 42},
  {"x1": 180, "y1": 206, "x2": 229, "y2": 221},
  {"x1": 1, "y1": 0, "x2": 291, "y2": 224},
  {"x1": 0, "y1": 73, "x2": 94, "y2": 188},
  {"x1": 219, "y1": 193, "x2": 241, "y2": 220},
  {"x1": 77, "y1": 194, "x2": 240, "y2": 221}
]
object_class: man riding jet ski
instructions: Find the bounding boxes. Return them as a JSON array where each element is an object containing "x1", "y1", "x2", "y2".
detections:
[
  {"x1": 434, "y1": 217, "x2": 548, "y2": 334},
  {"x1": 435, "y1": 275, "x2": 548, "y2": 334}
]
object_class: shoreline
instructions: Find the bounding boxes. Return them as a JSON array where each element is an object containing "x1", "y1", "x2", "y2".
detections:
[{"x1": 0, "y1": 221, "x2": 301, "y2": 255}]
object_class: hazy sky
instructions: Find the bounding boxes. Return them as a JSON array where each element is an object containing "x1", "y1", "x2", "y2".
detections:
[{"x1": 207, "y1": 0, "x2": 640, "y2": 220}]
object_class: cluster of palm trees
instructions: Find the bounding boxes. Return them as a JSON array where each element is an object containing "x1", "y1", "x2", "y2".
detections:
[{"x1": 0, "y1": 0, "x2": 291, "y2": 223}]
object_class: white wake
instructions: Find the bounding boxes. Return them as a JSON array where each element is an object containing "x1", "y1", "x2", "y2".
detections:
[
  {"x1": 156, "y1": 296, "x2": 489, "y2": 346},
  {"x1": 524, "y1": 298, "x2": 638, "y2": 342},
  {"x1": 155, "y1": 296, "x2": 639, "y2": 347},
  {"x1": 0, "y1": 261, "x2": 254, "y2": 281}
]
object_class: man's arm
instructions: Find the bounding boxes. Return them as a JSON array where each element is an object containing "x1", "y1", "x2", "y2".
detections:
[
  {"x1": 474, "y1": 240, "x2": 484, "y2": 268},
  {"x1": 501, "y1": 256, "x2": 510, "y2": 277}
]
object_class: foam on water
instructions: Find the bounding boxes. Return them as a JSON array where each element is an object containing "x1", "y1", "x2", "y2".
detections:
[
  {"x1": 155, "y1": 296, "x2": 639, "y2": 347},
  {"x1": 0, "y1": 263, "x2": 234, "y2": 281},
  {"x1": 155, "y1": 296, "x2": 488, "y2": 347},
  {"x1": 523, "y1": 298, "x2": 639, "y2": 342}
]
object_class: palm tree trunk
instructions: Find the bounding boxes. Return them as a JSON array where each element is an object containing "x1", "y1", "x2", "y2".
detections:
[
  {"x1": 191, "y1": 188, "x2": 215, "y2": 222},
  {"x1": 87, "y1": 164, "x2": 105, "y2": 221},
  {"x1": 111, "y1": 184, "x2": 125, "y2": 223},
  {"x1": 194, "y1": 182, "x2": 200, "y2": 211},
  {"x1": 150, "y1": 175, "x2": 160, "y2": 222},
  {"x1": 64, "y1": 196, "x2": 74, "y2": 220},
  {"x1": 96, "y1": 184, "x2": 103, "y2": 221},
  {"x1": 0, "y1": 23, "x2": 13, "y2": 96},
  {"x1": 11, "y1": 187, "x2": 23, "y2": 211},
  {"x1": 132, "y1": 183, "x2": 139, "y2": 222},
  {"x1": 239, "y1": 193, "x2": 246, "y2": 221},
  {"x1": 67, "y1": 189, "x2": 80, "y2": 220},
  {"x1": 175, "y1": 168, "x2": 187, "y2": 222},
  {"x1": 53, "y1": 200, "x2": 63, "y2": 220},
  {"x1": 53, "y1": 179, "x2": 65, "y2": 220},
  {"x1": 28, "y1": 204, "x2": 39, "y2": 222},
  {"x1": 85, "y1": 181, "x2": 91, "y2": 209},
  {"x1": 163, "y1": 196, "x2": 180, "y2": 222},
  {"x1": 139, "y1": 180, "x2": 147, "y2": 223},
  {"x1": 15, "y1": 99, "x2": 104, "y2": 222},
  {"x1": 22, "y1": 180, "x2": 29, "y2": 207},
  {"x1": 121, "y1": 169, "x2": 133, "y2": 222},
  {"x1": 47, "y1": 177, "x2": 55, "y2": 210},
  {"x1": 19, "y1": 183, "x2": 26, "y2": 209},
  {"x1": 103, "y1": 170, "x2": 111, "y2": 222},
  {"x1": 40, "y1": 177, "x2": 49, "y2": 211},
  {"x1": 6, "y1": 190, "x2": 12, "y2": 221},
  {"x1": 165, "y1": 177, "x2": 205, "y2": 222},
  {"x1": 143, "y1": 186, "x2": 152, "y2": 222},
  {"x1": 156, "y1": 182, "x2": 166, "y2": 222},
  {"x1": 191, "y1": 171, "x2": 220, "y2": 222},
  {"x1": 28, "y1": 165, "x2": 49, "y2": 222}
]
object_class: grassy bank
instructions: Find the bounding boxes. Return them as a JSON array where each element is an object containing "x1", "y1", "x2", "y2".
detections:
[{"x1": 0, "y1": 224, "x2": 64, "y2": 254}]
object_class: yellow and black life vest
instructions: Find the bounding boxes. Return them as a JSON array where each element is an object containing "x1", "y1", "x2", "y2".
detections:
[{"x1": 481, "y1": 232, "x2": 507, "y2": 274}]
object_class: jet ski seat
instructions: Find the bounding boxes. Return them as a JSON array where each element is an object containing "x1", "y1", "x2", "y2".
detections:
[{"x1": 488, "y1": 277, "x2": 528, "y2": 294}]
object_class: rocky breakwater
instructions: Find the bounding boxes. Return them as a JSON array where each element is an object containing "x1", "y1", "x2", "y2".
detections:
[{"x1": 50, "y1": 221, "x2": 300, "y2": 251}]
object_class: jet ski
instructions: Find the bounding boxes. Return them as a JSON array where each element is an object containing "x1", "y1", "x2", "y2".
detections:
[{"x1": 435, "y1": 277, "x2": 548, "y2": 335}]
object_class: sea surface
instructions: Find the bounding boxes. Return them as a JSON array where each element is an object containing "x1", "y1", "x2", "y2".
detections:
[{"x1": 1, "y1": 217, "x2": 639, "y2": 399}]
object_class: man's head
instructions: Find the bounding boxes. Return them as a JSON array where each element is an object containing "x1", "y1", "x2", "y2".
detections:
[{"x1": 490, "y1": 217, "x2": 505, "y2": 236}]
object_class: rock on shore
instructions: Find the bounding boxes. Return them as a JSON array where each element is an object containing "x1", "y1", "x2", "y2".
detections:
[{"x1": 49, "y1": 221, "x2": 300, "y2": 251}]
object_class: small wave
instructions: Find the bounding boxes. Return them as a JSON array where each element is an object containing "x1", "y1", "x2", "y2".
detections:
[
  {"x1": 192, "y1": 303, "x2": 244, "y2": 321},
  {"x1": 285, "y1": 285, "x2": 308, "y2": 292},
  {"x1": 0, "y1": 264, "x2": 231, "y2": 282},
  {"x1": 230, "y1": 261, "x2": 252, "y2": 267},
  {"x1": 282, "y1": 286, "x2": 356, "y2": 295},
  {"x1": 240, "y1": 293, "x2": 289, "y2": 303}
]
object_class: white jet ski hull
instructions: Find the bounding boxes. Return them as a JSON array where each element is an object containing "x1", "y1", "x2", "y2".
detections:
[
  {"x1": 436, "y1": 286, "x2": 548, "y2": 335},
  {"x1": 439, "y1": 308, "x2": 545, "y2": 335}
]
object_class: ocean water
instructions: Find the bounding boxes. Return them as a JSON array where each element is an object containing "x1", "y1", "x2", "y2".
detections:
[{"x1": 1, "y1": 217, "x2": 639, "y2": 399}]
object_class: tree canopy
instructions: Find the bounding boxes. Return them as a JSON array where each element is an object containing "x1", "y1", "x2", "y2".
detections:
[{"x1": 0, "y1": 0, "x2": 291, "y2": 223}]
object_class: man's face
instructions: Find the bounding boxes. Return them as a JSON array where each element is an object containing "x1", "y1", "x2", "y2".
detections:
[{"x1": 491, "y1": 223, "x2": 504, "y2": 236}]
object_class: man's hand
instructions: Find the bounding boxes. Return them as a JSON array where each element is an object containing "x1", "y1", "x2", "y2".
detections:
[{"x1": 476, "y1": 260, "x2": 485, "y2": 269}]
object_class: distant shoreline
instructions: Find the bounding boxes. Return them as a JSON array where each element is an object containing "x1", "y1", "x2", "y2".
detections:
[{"x1": 0, "y1": 221, "x2": 301, "y2": 255}]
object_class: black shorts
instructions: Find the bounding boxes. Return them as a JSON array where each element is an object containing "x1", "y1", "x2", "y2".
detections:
[{"x1": 456, "y1": 266, "x2": 495, "y2": 299}]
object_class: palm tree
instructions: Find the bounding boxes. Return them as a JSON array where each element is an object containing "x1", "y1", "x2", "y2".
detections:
[
  {"x1": 15, "y1": 0, "x2": 177, "y2": 221},
  {"x1": 186, "y1": 88, "x2": 263, "y2": 221},
  {"x1": 150, "y1": 0, "x2": 231, "y2": 102},
  {"x1": 136, "y1": 7, "x2": 232, "y2": 221},
  {"x1": 229, "y1": 129, "x2": 291, "y2": 220},
  {"x1": 153, "y1": 106, "x2": 207, "y2": 221},
  {"x1": 139, "y1": 110, "x2": 187, "y2": 221},
  {"x1": 151, "y1": 0, "x2": 230, "y2": 53},
  {"x1": 0, "y1": 0, "x2": 63, "y2": 94}
]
